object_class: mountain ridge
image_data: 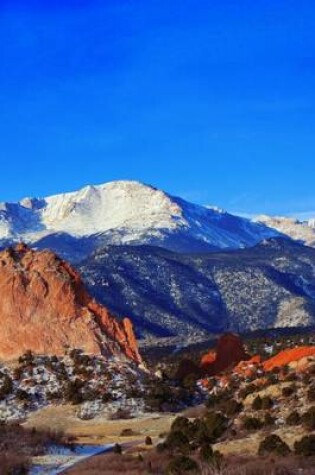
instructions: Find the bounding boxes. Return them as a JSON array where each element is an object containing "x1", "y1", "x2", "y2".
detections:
[{"x1": 0, "y1": 180, "x2": 279, "y2": 260}]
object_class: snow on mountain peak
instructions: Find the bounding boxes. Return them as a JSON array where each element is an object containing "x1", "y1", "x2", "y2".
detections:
[
  {"x1": 0, "y1": 180, "x2": 280, "y2": 255},
  {"x1": 255, "y1": 214, "x2": 315, "y2": 247}
]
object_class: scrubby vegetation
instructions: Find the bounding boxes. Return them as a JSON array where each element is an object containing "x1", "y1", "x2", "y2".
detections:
[{"x1": 0, "y1": 423, "x2": 69, "y2": 474}]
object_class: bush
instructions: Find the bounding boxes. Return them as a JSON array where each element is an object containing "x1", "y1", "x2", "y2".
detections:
[
  {"x1": 302, "y1": 406, "x2": 315, "y2": 431},
  {"x1": 221, "y1": 399, "x2": 243, "y2": 416},
  {"x1": 166, "y1": 455, "x2": 199, "y2": 474},
  {"x1": 258, "y1": 434, "x2": 291, "y2": 456},
  {"x1": 120, "y1": 428, "x2": 135, "y2": 437},
  {"x1": 261, "y1": 396, "x2": 273, "y2": 410},
  {"x1": 294, "y1": 434, "x2": 315, "y2": 456},
  {"x1": 264, "y1": 412, "x2": 276, "y2": 426},
  {"x1": 64, "y1": 379, "x2": 84, "y2": 405},
  {"x1": 282, "y1": 385, "x2": 296, "y2": 397},
  {"x1": 16, "y1": 389, "x2": 31, "y2": 402},
  {"x1": 307, "y1": 385, "x2": 315, "y2": 402},
  {"x1": 238, "y1": 384, "x2": 257, "y2": 399},
  {"x1": 156, "y1": 442, "x2": 167, "y2": 453},
  {"x1": 18, "y1": 350, "x2": 34, "y2": 365},
  {"x1": 0, "y1": 375, "x2": 13, "y2": 399},
  {"x1": 199, "y1": 444, "x2": 213, "y2": 462},
  {"x1": 166, "y1": 430, "x2": 190, "y2": 453},
  {"x1": 202, "y1": 411, "x2": 228, "y2": 443},
  {"x1": 252, "y1": 395, "x2": 262, "y2": 410},
  {"x1": 242, "y1": 416, "x2": 263, "y2": 431},
  {"x1": 286, "y1": 410, "x2": 301, "y2": 426},
  {"x1": 252, "y1": 395, "x2": 273, "y2": 411},
  {"x1": 145, "y1": 436, "x2": 153, "y2": 446},
  {"x1": 171, "y1": 417, "x2": 192, "y2": 437},
  {"x1": 113, "y1": 443, "x2": 122, "y2": 454}
]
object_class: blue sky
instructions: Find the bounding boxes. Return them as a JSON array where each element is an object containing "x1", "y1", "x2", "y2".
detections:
[{"x1": 0, "y1": 0, "x2": 314, "y2": 217}]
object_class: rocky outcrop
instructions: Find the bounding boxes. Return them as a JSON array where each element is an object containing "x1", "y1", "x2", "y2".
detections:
[
  {"x1": 201, "y1": 333, "x2": 249, "y2": 376},
  {"x1": 0, "y1": 243, "x2": 141, "y2": 362},
  {"x1": 263, "y1": 346, "x2": 315, "y2": 371}
]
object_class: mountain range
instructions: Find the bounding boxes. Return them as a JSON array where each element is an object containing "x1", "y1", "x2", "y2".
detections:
[
  {"x1": 1, "y1": 180, "x2": 315, "y2": 343},
  {"x1": 79, "y1": 238, "x2": 315, "y2": 342},
  {"x1": 1, "y1": 181, "x2": 314, "y2": 262},
  {"x1": 0, "y1": 180, "x2": 279, "y2": 261}
]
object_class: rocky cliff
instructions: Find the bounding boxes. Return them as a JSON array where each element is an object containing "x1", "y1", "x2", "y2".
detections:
[{"x1": 0, "y1": 243, "x2": 141, "y2": 362}]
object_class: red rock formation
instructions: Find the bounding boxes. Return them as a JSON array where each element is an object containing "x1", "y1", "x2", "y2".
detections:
[
  {"x1": 234, "y1": 355, "x2": 262, "y2": 378},
  {"x1": 0, "y1": 244, "x2": 141, "y2": 363},
  {"x1": 200, "y1": 350, "x2": 216, "y2": 367},
  {"x1": 263, "y1": 346, "x2": 315, "y2": 372},
  {"x1": 201, "y1": 333, "x2": 249, "y2": 376}
]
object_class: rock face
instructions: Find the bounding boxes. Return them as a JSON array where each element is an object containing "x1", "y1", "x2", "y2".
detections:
[
  {"x1": 263, "y1": 346, "x2": 315, "y2": 371},
  {"x1": 0, "y1": 243, "x2": 141, "y2": 362},
  {"x1": 201, "y1": 333, "x2": 249, "y2": 375}
]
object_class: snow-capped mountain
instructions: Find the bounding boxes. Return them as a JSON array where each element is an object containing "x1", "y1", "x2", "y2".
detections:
[
  {"x1": 0, "y1": 181, "x2": 278, "y2": 260},
  {"x1": 255, "y1": 215, "x2": 315, "y2": 248}
]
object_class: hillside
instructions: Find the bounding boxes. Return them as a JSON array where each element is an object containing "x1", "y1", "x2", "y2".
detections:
[{"x1": 79, "y1": 238, "x2": 315, "y2": 341}]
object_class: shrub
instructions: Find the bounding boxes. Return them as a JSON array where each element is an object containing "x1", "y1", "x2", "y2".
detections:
[
  {"x1": 145, "y1": 436, "x2": 153, "y2": 446},
  {"x1": 165, "y1": 430, "x2": 190, "y2": 453},
  {"x1": 166, "y1": 455, "x2": 199, "y2": 474},
  {"x1": 221, "y1": 399, "x2": 243, "y2": 416},
  {"x1": 13, "y1": 366, "x2": 24, "y2": 381},
  {"x1": 238, "y1": 384, "x2": 257, "y2": 399},
  {"x1": 0, "y1": 375, "x2": 13, "y2": 399},
  {"x1": 286, "y1": 410, "x2": 301, "y2": 426},
  {"x1": 171, "y1": 417, "x2": 192, "y2": 437},
  {"x1": 64, "y1": 379, "x2": 84, "y2": 405},
  {"x1": 120, "y1": 428, "x2": 135, "y2": 437},
  {"x1": 199, "y1": 444, "x2": 213, "y2": 462},
  {"x1": 282, "y1": 384, "x2": 296, "y2": 397},
  {"x1": 156, "y1": 442, "x2": 167, "y2": 453},
  {"x1": 113, "y1": 443, "x2": 122, "y2": 454},
  {"x1": 302, "y1": 406, "x2": 315, "y2": 431},
  {"x1": 294, "y1": 434, "x2": 315, "y2": 456},
  {"x1": 18, "y1": 350, "x2": 34, "y2": 365},
  {"x1": 16, "y1": 389, "x2": 31, "y2": 402},
  {"x1": 109, "y1": 408, "x2": 132, "y2": 420},
  {"x1": 242, "y1": 416, "x2": 263, "y2": 431},
  {"x1": 264, "y1": 412, "x2": 276, "y2": 426},
  {"x1": 285, "y1": 372, "x2": 297, "y2": 382},
  {"x1": 252, "y1": 395, "x2": 262, "y2": 410},
  {"x1": 258, "y1": 434, "x2": 291, "y2": 456},
  {"x1": 307, "y1": 385, "x2": 315, "y2": 402},
  {"x1": 261, "y1": 396, "x2": 273, "y2": 410}
]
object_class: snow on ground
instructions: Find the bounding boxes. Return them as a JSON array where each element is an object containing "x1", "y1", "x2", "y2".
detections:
[{"x1": 29, "y1": 443, "x2": 114, "y2": 475}]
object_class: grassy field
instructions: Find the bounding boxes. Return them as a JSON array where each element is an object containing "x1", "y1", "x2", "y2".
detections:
[{"x1": 23, "y1": 405, "x2": 175, "y2": 445}]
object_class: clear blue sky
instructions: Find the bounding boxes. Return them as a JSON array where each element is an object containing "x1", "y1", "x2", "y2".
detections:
[{"x1": 0, "y1": 0, "x2": 314, "y2": 217}]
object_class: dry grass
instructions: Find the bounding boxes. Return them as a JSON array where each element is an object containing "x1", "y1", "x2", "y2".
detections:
[
  {"x1": 201, "y1": 454, "x2": 315, "y2": 474},
  {"x1": 65, "y1": 451, "x2": 172, "y2": 475},
  {"x1": 0, "y1": 423, "x2": 68, "y2": 475},
  {"x1": 23, "y1": 405, "x2": 175, "y2": 445},
  {"x1": 66, "y1": 452, "x2": 315, "y2": 475}
]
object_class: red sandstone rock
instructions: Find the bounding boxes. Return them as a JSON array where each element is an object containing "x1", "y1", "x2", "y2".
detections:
[
  {"x1": 201, "y1": 333, "x2": 249, "y2": 376},
  {"x1": 201, "y1": 350, "x2": 216, "y2": 366},
  {"x1": 234, "y1": 355, "x2": 262, "y2": 378},
  {"x1": 0, "y1": 244, "x2": 141, "y2": 363},
  {"x1": 263, "y1": 346, "x2": 315, "y2": 371}
]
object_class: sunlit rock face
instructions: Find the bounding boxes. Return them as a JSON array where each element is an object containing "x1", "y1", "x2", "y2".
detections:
[{"x1": 0, "y1": 243, "x2": 141, "y2": 363}]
